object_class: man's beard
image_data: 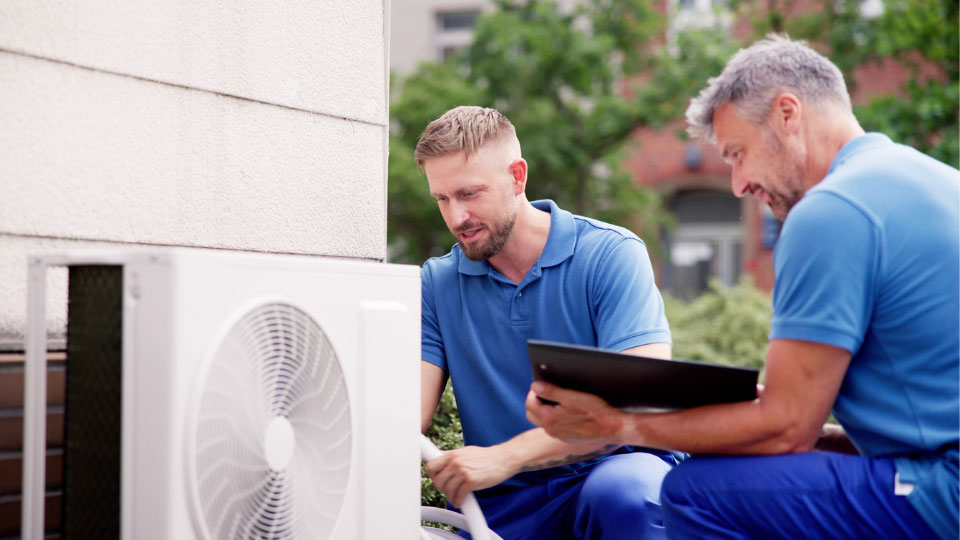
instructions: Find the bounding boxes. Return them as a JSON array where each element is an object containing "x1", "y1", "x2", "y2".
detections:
[
  {"x1": 764, "y1": 129, "x2": 806, "y2": 221},
  {"x1": 454, "y1": 209, "x2": 518, "y2": 262}
]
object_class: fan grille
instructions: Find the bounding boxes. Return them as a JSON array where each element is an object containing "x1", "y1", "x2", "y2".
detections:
[{"x1": 190, "y1": 303, "x2": 352, "y2": 539}]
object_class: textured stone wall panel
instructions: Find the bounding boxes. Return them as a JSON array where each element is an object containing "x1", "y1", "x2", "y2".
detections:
[
  {"x1": 0, "y1": 0, "x2": 386, "y2": 124},
  {"x1": 0, "y1": 52, "x2": 385, "y2": 260}
]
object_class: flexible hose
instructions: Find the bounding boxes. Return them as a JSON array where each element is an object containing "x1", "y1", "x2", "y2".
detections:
[
  {"x1": 420, "y1": 525, "x2": 464, "y2": 540},
  {"x1": 420, "y1": 434, "x2": 502, "y2": 540}
]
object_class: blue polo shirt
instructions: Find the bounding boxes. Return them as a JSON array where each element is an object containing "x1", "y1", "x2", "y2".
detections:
[
  {"x1": 422, "y1": 200, "x2": 671, "y2": 455},
  {"x1": 770, "y1": 133, "x2": 959, "y2": 539}
]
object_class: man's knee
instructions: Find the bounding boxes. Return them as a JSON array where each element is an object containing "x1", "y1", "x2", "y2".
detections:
[
  {"x1": 660, "y1": 456, "x2": 729, "y2": 514},
  {"x1": 578, "y1": 453, "x2": 671, "y2": 521},
  {"x1": 660, "y1": 460, "x2": 696, "y2": 510}
]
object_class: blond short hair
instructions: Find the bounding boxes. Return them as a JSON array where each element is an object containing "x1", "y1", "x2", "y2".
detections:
[{"x1": 414, "y1": 106, "x2": 517, "y2": 170}]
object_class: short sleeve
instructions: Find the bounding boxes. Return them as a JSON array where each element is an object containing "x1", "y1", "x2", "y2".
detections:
[
  {"x1": 770, "y1": 192, "x2": 879, "y2": 353},
  {"x1": 591, "y1": 238, "x2": 672, "y2": 350},
  {"x1": 420, "y1": 263, "x2": 447, "y2": 371}
]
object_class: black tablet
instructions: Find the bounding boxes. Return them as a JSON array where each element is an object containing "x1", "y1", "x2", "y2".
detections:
[{"x1": 528, "y1": 339, "x2": 759, "y2": 412}]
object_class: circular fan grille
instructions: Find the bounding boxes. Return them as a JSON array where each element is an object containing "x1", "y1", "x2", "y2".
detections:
[{"x1": 189, "y1": 303, "x2": 352, "y2": 539}]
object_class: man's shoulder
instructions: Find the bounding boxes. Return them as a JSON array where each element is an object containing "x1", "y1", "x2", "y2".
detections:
[
  {"x1": 822, "y1": 135, "x2": 958, "y2": 196},
  {"x1": 801, "y1": 138, "x2": 958, "y2": 230},
  {"x1": 421, "y1": 248, "x2": 460, "y2": 280},
  {"x1": 780, "y1": 189, "x2": 878, "y2": 260},
  {"x1": 570, "y1": 214, "x2": 645, "y2": 248}
]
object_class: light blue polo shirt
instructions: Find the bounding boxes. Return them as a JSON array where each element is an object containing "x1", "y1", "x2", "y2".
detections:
[
  {"x1": 422, "y1": 199, "x2": 671, "y2": 454},
  {"x1": 770, "y1": 133, "x2": 959, "y2": 539}
]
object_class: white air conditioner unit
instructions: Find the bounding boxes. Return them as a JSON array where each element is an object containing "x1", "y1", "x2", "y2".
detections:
[{"x1": 22, "y1": 249, "x2": 421, "y2": 539}]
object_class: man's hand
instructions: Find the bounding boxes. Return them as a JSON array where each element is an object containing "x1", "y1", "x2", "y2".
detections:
[
  {"x1": 525, "y1": 381, "x2": 626, "y2": 445},
  {"x1": 814, "y1": 423, "x2": 859, "y2": 455},
  {"x1": 425, "y1": 445, "x2": 516, "y2": 507}
]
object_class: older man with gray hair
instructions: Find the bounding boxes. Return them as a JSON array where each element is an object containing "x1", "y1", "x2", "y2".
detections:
[{"x1": 526, "y1": 35, "x2": 958, "y2": 539}]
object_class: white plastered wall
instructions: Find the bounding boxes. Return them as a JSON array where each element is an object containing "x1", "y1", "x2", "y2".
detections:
[{"x1": 0, "y1": 1, "x2": 391, "y2": 349}]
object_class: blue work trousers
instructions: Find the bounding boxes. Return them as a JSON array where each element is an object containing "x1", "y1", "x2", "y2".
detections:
[
  {"x1": 660, "y1": 452, "x2": 940, "y2": 539},
  {"x1": 468, "y1": 451, "x2": 674, "y2": 540}
]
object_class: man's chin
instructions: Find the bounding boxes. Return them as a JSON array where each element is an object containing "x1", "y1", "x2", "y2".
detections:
[
  {"x1": 767, "y1": 200, "x2": 790, "y2": 221},
  {"x1": 458, "y1": 241, "x2": 490, "y2": 262}
]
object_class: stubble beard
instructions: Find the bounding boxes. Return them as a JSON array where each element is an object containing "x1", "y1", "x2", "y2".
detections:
[
  {"x1": 765, "y1": 130, "x2": 807, "y2": 221},
  {"x1": 768, "y1": 163, "x2": 806, "y2": 221},
  {"x1": 455, "y1": 207, "x2": 518, "y2": 262}
]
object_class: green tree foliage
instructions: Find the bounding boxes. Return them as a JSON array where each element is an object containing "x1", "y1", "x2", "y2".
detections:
[
  {"x1": 391, "y1": 0, "x2": 957, "y2": 263},
  {"x1": 743, "y1": 0, "x2": 959, "y2": 167},
  {"x1": 389, "y1": 0, "x2": 738, "y2": 264},
  {"x1": 856, "y1": 0, "x2": 959, "y2": 167}
]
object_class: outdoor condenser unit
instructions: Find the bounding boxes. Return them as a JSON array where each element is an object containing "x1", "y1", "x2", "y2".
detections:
[{"x1": 22, "y1": 250, "x2": 421, "y2": 539}]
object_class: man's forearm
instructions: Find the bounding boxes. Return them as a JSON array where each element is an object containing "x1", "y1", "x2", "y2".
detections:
[
  {"x1": 617, "y1": 399, "x2": 808, "y2": 455},
  {"x1": 517, "y1": 442, "x2": 621, "y2": 473},
  {"x1": 499, "y1": 428, "x2": 621, "y2": 474},
  {"x1": 529, "y1": 339, "x2": 850, "y2": 456},
  {"x1": 425, "y1": 427, "x2": 622, "y2": 505}
]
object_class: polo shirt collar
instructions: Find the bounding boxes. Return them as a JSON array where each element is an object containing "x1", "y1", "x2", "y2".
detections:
[
  {"x1": 828, "y1": 132, "x2": 892, "y2": 176},
  {"x1": 534, "y1": 199, "x2": 576, "y2": 268},
  {"x1": 457, "y1": 199, "x2": 576, "y2": 276}
]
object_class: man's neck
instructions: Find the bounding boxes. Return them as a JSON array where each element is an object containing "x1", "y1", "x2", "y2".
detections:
[
  {"x1": 488, "y1": 201, "x2": 551, "y2": 284},
  {"x1": 805, "y1": 111, "x2": 866, "y2": 189}
]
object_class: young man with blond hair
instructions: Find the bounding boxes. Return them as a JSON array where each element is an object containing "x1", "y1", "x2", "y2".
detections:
[
  {"x1": 527, "y1": 35, "x2": 958, "y2": 540},
  {"x1": 417, "y1": 106, "x2": 677, "y2": 539}
]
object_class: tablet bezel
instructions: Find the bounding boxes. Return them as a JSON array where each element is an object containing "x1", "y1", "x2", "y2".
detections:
[{"x1": 527, "y1": 339, "x2": 759, "y2": 411}]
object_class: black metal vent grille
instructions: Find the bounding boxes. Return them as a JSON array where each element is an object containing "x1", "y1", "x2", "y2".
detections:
[{"x1": 63, "y1": 265, "x2": 123, "y2": 540}]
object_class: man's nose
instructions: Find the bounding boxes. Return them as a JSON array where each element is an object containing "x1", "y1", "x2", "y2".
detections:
[
  {"x1": 730, "y1": 168, "x2": 750, "y2": 198},
  {"x1": 448, "y1": 200, "x2": 471, "y2": 227}
]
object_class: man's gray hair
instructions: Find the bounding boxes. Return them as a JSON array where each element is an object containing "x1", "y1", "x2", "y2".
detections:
[
  {"x1": 686, "y1": 34, "x2": 852, "y2": 142},
  {"x1": 414, "y1": 106, "x2": 517, "y2": 170}
]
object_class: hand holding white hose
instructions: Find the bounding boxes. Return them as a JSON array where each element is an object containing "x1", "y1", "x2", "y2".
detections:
[{"x1": 420, "y1": 434, "x2": 502, "y2": 540}]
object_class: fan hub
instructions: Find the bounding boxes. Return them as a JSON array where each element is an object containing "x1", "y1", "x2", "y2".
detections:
[{"x1": 264, "y1": 416, "x2": 296, "y2": 471}]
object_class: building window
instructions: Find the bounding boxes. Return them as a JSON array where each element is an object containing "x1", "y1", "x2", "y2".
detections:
[
  {"x1": 859, "y1": 0, "x2": 884, "y2": 18},
  {"x1": 435, "y1": 10, "x2": 480, "y2": 61},
  {"x1": 667, "y1": 0, "x2": 732, "y2": 53},
  {"x1": 438, "y1": 11, "x2": 478, "y2": 30},
  {"x1": 662, "y1": 190, "x2": 743, "y2": 298}
]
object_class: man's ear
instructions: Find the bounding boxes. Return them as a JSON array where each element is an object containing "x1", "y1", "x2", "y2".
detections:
[
  {"x1": 772, "y1": 92, "x2": 803, "y2": 136},
  {"x1": 509, "y1": 159, "x2": 528, "y2": 194}
]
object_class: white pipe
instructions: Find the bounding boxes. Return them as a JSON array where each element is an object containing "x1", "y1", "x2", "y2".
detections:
[
  {"x1": 420, "y1": 435, "x2": 502, "y2": 540},
  {"x1": 22, "y1": 256, "x2": 49, "y2": 540},
  {"x1": 421, "y1": 526, "x2": 465, "y2": 540},
  {"x1": 421, "y1": 506, "x2": 470, "y2": 531}
]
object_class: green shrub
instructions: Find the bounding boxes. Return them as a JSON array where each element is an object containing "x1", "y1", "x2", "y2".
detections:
[
  {"x1": 421, "y1": 279, "x2": 774, "y2": 506},
  {"x1": 422, "y1": 383, "x2": 463, "y2": 508},
  {"x1": 663, "y1": 278, "x2": 772, "y2": 378}
]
